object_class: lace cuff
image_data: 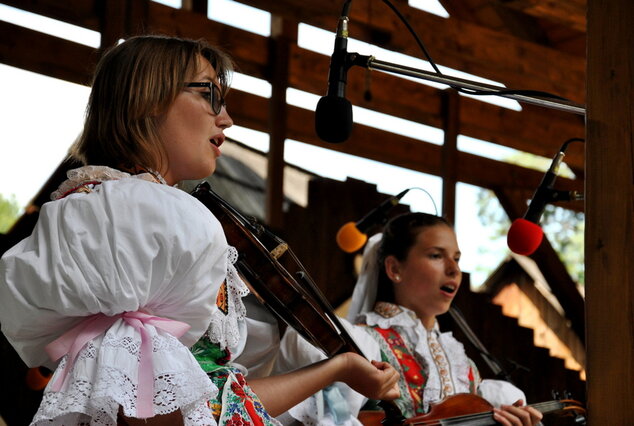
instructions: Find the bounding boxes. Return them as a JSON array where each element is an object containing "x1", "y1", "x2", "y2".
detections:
[
  {"x1": 205, "y1": 246, "x2": 250, "y2": 350},
  {"x1": 32, "y1": 327, "x2": 217, "y2": 425}
]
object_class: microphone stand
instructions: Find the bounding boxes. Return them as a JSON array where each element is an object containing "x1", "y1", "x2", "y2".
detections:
[
  {"x1": 346, "y1": 53, "x2": 586, "y2": 116},
  {"x1": 448, "y1": 307, "x2": 517, "y2": 384}
]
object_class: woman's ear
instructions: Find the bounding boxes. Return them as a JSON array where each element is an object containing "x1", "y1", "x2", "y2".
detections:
[{"x1": 384, "y1": 256, "x2": 402, "y2": 283}]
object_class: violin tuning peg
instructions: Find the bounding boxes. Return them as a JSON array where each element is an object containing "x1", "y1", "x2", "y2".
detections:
[{"x1": 551, "y1": 389, "x2": 560, "y2": 400}]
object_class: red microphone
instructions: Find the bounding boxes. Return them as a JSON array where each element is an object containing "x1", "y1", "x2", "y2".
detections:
[
  {"x1": 507, "y1": 149, "x2": 582, "y2": 255},
  {"x1": 507, "y1": 218, "x2": 544, "y2": 256},
  {"x1": 336, "y1": 189, "x2": 409, "y2": 253}
]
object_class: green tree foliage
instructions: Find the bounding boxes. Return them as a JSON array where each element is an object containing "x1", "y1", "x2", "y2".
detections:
[
  {"x1": 476, "y1": 154, "x2": 585, "y2": 285},
  {"x1": 0, "y1": 193, "x2": 21, "y2": 233}
]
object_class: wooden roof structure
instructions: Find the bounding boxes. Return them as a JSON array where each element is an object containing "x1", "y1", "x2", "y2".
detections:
[{"x1": 1, "y1": 0, "x2": 633, "y2": 423}]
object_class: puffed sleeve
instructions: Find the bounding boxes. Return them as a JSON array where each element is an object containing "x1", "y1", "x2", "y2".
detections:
[{"x1": 0, "y1": 178, "x2": 227, "y2": 367}]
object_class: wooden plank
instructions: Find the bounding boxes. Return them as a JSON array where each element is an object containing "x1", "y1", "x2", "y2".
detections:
[
  {"x1": 1, "y1": 0, "x2": 271, "y2": 77},
  {"x1": 226, "y1": 90, "x2": 584, "y2": 202},
  {"x1": 501, "y1": 0, "x2": 586, "y2": 32},
  {"x1": 1, "y1": 0, "x2": 100, "y2": 29},
  {"x1": 239, "y1": 0, "x2": 586, "y2": 103},
  {"x1": 1, "y1": 0, "x2": 586, "y2": 172},
  {"x1": 0, "y1": 21, "x2": 96, "y2": 84},
  {"x1": 585, "y1": 0, "x2": 634, "y2": 422}
]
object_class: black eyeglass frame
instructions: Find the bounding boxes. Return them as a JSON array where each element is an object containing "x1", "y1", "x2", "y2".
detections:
[{"x1": 185, "y1": 82, "x2": 225, "y2": 115}]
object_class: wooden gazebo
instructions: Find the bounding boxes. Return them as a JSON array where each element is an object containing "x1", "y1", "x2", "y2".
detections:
[{"x1": 0, "y1": 1, "x2": 632, "y2": 423}]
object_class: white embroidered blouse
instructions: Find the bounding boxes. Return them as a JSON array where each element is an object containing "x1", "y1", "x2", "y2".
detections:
[
  {"x1": 273, "y1": 304, "x2": 526, "y2": 425},
  {"x1": 0, "y1": 166, "x2": 250, "y2": 425}
]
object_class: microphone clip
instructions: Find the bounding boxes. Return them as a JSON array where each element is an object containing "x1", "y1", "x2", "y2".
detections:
[{"x1": 545, "y1": 189, "x2": 584, "y2": 204}]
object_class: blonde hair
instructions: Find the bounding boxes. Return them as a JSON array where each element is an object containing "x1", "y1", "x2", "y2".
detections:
[{"x1": 71, "y1": 35, "x2": 233, "y2": 172}]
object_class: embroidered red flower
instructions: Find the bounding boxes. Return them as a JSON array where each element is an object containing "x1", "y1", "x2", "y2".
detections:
[{"x1": 226, "y1": 413, "x2": 249, "y2": 426}]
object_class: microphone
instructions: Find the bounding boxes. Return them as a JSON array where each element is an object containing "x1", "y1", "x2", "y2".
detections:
[
  {"x1": 315, "y1": 1, "x2": 353, "y2": 143},
  {"x1": 337, "y1": 189, "x2": 409, "y2": 253},
  {"x1": 507, "y1": 150, "x2": 582, "y2": 255}
]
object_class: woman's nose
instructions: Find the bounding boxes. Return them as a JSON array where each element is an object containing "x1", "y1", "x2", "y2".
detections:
[
  {"x1": 216, "y1": 106, "x2": 233, "y2": 129},
  {"x1": 446, "y1": 259, "x2": 460, "y2": 277}
]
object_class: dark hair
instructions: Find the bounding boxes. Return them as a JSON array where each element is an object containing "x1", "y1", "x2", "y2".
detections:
[
  {"x1": 375, "y1": 212, "x2": 452, "y2": 303},
  {"x1": 70, "y1": 35, "x2": 233, "y2": 172}
]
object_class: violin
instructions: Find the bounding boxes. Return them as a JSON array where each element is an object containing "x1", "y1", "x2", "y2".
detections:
[
  {"x1": 191, "y1": 182, "x2": 405, "y2": 424},
  {"x1": 358, "y1": 393, "x2": 586, "y2": 426}
]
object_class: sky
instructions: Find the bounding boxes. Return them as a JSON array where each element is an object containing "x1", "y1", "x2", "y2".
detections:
[{"x1": 0, "y1": 0, "x2": 537, "y2": 287}]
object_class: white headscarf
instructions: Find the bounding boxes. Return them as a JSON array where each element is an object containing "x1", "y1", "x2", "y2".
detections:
[{"x1": 346, "y1": 233, "x2": 383, "y2": 324}]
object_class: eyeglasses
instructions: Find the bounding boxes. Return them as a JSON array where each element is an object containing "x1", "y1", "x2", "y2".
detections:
[{"x1": 185, "y1": 82, "x2": 226, "y2": 115}]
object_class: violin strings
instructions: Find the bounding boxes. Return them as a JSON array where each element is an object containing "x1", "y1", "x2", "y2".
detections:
[
  {"x1": 408, "y1": 399, "x2": 571, "y2": 425},
  {"x1": 530, "y1": 401, "x2": 562, "y2": 412}
]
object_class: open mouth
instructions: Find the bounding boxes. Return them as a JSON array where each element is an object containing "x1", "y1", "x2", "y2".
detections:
[
  {"x1": 210, "y1": 135, "x2": 224, "y2": 148},
  {"x1": 440, "y1": 284, "x2": 457, "y2": 294}
]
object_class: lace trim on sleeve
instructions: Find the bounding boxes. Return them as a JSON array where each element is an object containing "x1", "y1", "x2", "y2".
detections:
[
  {"x1": 205, "y1": 247, "x2": 250, "y2": 350},
  {"x1": 50, "y1": 165, "x2": 165, "y2": 200},
  {"x1": 31, "y1": 327, "x2": 217, "y2": 425}
]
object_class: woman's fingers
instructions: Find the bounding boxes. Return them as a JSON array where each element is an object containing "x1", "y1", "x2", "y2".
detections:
[
  {"x1": 494, "y1": 403, "x2": 543, "y2": 426},
  {"x1": 339, "y1": 354, "x2": 401, "y2": 400}
]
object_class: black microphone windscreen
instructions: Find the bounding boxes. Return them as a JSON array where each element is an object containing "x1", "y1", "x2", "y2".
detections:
[{"x1": 315, "y1": 95, "x2": 353, "y2": 143}]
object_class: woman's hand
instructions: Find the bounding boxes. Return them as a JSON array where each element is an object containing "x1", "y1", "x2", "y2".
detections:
[
  {"x1": 493, "y1": 399, "x2": 543, "y2": 426},
  {"x1": 249, "y1": 351, "x2": 400, "y2": 416},
  {"x1": 336, "y1": 352, "x2": 400, "y2": 400}
]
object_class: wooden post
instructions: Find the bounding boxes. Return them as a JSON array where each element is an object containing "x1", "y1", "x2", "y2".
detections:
[
  {"x1": 441, "y1": 89, "x2": 459, "y2": 223},
  {"x1": 182, "y1": 0, "x2": 208, "y2": 15},
  {"x1": 266, "y1": 16, "x2": 296, "y2": 229},
  {"x1": 97, "y1": 0, "x2": 149, "y2": 52},
  {"x1": 586, "y1": 0, "x2": 634, "y2": 422}
]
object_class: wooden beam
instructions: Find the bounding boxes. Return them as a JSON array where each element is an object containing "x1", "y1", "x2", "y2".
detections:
[
  {"x1": 265, "y1": 17, "x2": 297, "y2": 229},
  {"x1": 226, "y1": 90, "x2": 584, "y2": 202},
  {"x1": 239, "y1": 0, "x2": 586, "y2": 104},
  {"x1": 585, "y1": 0, "x2": 634, "y2": 422},
  {"x1": 182, "y1": 0, "x2": 208, "y2": 16},
  {"x1": 0, "y1": 21, "x2": 96, "y2": 84},
  {"x1": 0, "y1": 0, "x2": 271, "y2": 77},
  {"x1": 0, "y1": 18, "x2": 585, "y2": 204},
  {"x1": 1, "y1": 0, "x2": 586, "y2": 172},
  {"x1": 97, "y1": 0, "x2": 151, "y2": 52},
  {"x1": 500, "y1": 0, "x2": 586, "y2": 32},
  {"x1": 439, "y1": 0, "x2": 552, "y2": 46},
  {"x1": 1, "y1": 0, "x2": 100, "y2": 29},
  {"x1": 441, "y1": 89, "x2": 460, "y2": 222}
]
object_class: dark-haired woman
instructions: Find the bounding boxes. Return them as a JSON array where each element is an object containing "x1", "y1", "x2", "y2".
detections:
[{"x1": 275, "y1": 212, "x2": 542, "y2": 426}]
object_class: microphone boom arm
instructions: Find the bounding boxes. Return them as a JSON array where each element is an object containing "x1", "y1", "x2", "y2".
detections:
[{"x1": 347, "y1": 53, "x2": 586, "y2": 116}]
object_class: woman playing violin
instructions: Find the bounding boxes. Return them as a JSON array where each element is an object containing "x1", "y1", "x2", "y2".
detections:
[
  {"x1": 0, "y1": 35, "x2": 399, "y2": 425},
  {"x1": 275, "y1": 212, "x2": 543, "y2": 425}
]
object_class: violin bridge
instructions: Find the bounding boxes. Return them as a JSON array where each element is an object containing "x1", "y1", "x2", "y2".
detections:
[{"x1": 270, "y1": 243, "x2": 288, "y2": 260}]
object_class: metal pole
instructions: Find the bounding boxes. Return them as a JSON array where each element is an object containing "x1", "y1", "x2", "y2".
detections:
[{"x1": 350, "y1": 54, "x2": 586, "y2": 116}]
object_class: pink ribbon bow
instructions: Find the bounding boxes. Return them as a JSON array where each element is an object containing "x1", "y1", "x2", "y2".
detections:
[{"x1": 45, "y1": 311, "x2": 191, "y2": 418}]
